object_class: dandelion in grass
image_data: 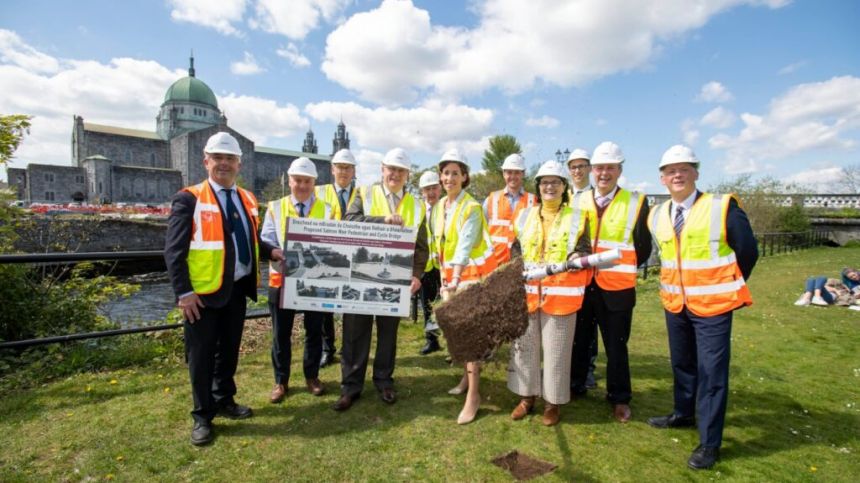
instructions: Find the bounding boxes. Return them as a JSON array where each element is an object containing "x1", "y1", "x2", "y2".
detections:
[
  {"x1": 810, "y1": 466, "x2": 817, "y2": 472},
  {"x1": 116, "y1": 455, "x2": 124, "y2": 461},
  {"x1": 164, "y1": 387, "x2": 170, "y2": 393},
  {"x1": 110, "y1": 379, "x2": 118, "y2": 385}
]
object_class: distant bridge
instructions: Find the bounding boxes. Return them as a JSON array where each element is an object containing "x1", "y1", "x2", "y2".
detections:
[{"x1": 645, "y1": 193, "x2": 860, "y2": 209}]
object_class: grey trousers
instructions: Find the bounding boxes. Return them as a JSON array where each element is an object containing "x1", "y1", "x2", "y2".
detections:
[{"x1": 507, "y1": 310, "x2": 577, "y2": 405}]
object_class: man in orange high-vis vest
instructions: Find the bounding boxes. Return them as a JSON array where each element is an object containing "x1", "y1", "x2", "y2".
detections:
[
  {"x1": 165, "y1": 132, "x2": 281, "y2": 446},
  {"x1": 646, "y1": 145, "x2": 758, "y2": 471},
  {"x1": 569, "y1": 141, "x2": 651, "y2": 424},
  {"x1": 483, "y1": 153, "x2": 537, "y2": 266}
]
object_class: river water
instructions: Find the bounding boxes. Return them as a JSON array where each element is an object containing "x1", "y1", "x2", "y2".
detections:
[{"x1": 102, "y1": 269, "x2": 272, "y2": 325}]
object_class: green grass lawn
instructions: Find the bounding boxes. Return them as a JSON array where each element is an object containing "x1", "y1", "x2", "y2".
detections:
[{"x1": 1, "y1": 247, "x2": 858, "y2": 481}]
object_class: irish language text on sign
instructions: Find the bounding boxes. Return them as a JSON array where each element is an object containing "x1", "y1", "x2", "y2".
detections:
[{"x1": 280, "y1": 217, "x2": 417, "y2": 317}]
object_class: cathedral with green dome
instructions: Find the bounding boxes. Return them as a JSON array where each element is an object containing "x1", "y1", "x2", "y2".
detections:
[{"x1": 8, "y1": 55, "x2": 350, "y2": 205}]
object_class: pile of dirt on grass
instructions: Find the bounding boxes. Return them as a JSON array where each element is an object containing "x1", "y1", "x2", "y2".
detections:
[
  {"x1": 491, "y1": 451, "x2": 557, "y2": 480},
  {"x1": 435, "y1": 258, "x2": 528, "y2": 363}
]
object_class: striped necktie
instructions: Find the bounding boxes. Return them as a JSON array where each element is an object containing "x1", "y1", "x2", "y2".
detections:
[
  {"x1": 673, "y1": 205, "x2": 685, "y2": 238},
  {"x1": 223, "y1": 189, "x2": 250, "y2": 265}
]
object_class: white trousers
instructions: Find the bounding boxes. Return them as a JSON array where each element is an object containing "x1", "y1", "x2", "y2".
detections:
[{"x1": 507, "y1": 310, "x2": 577, "y2": 405}]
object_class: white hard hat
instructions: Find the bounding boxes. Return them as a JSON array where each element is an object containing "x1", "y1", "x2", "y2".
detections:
[
  {"x1": 332, "y1": 148, "x2": 356, "y2": 166},
  {"x1": 535, "y1": 160, "x2": 568, "y2": 181},
  {"x1": 382, "y1": 148, "x2": 411, "y2": 170},
  {"x1": 204, "y1": 132, "x2": 242, "y2": 156},
  {"x1": 566, "y1": 148, "x2": 590, "y2": 163},
  {"x1": 419, "y1": 171, "x2": 440, "y2": 188},
  {"x1": 659, "y1": 144, "x2": 700, "y2": 169},
  {"x1": 439, "y1": 148, "x2": 467, "y2": 165},
  {"x1": 288, "y1": 157, "x2": 318, "y2": 178},
  {"x1": 591, "y1": 141, "x2": 624, "y2": 165},
  {"x1": 501, "y1": 153, "x2": 526, "y2": 171}
]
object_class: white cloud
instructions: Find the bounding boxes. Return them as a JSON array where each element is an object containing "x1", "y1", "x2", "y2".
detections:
[
  {"x1": 782, "y1": 165, "x2": 846, "y2": 192},
  {"x1": 304, "y1": 99, "x2": 494, "y2": 157},
  {"x1": 276, "y1": 43, "x2": 311, "y2": 68},
  {"x1": 525, "y1": 115, "x2": 560, "y2": 129},
  {"x1": 250, "y1": 0, "x2": 350, "y2": 40},
  {"x1": 322, "y1": 0, "x2": 786, "y2": 104},
  {"x1": 681, "y1": 118, "x2": 700, "y2": 146},
  {"x1": 354, "y1": 149, "x2": 384, "y2": 185},
  {"x1": 0, "y1": 39, "x2": 184, "y2": 168},
  {"x1": 230, "y1": 51, "x2": 265, "y2": 75},
  {"x1": 620, "y1": 177, "x2": 653, "y2": 194},
  {"x1": 697, "y1": 81, "x2": 733, "y2": 103},
  {"x1": 778, "y1": 60, "x2": 807, "y2": 75},
  {"x1": 168, "y1": 0, "x2": 247, "y2": 36},
  {"x1": 709, "y1": 76, "x2": 860, "y2": 174},
  {"x1": 0, "y1": 29, "x2": 60, "y2": 74},
  {"x1": 219, "y1": 94, "x2": 307, "y2": 145},
  {"x1": 700, "y1": 106, "x2": 736, "y2": 129}
]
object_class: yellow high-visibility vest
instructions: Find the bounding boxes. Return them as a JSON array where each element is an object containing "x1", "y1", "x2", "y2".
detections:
[
  {"x1": 429, "y1": 191, "x2": 497, "y2": 284},
  {"x1": 267, "y1": 197, "x2": 334, "y2": 288},
  {"x1": 580, "y1": 188, "x2": 644, "y2": 291},
  {"x1": 315, "y1": 183, "x2": 356, "y2": 220},
  {"x1": 514, "y1": 205, "x2": 588, "y2": 315}
]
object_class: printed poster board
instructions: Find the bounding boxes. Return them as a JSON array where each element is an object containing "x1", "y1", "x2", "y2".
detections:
[{"x1": 280, "y1": 217, "x2": 416, "y2": 318}]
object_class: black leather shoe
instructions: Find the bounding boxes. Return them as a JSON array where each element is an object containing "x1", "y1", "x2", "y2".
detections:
[
  {"x1": 190, "y1": 421, "x2": 213, "y2": 446},
  {"x1": 647, "y1": 413, "x2": 696, "y2": 429},
  {"x1": 380, "y1": 388, "x2": 397, "y2": 404},
  {"x1": 217, "y1": 401, "x2": 253, "y2": 420},
  {"x1": 419, "y1": 339, "x2": 441, "y2": 355},
  {"x1": 319, "y1": 352, "x2": 336, "y2": 368},
  {"x1": 333, "y1": 393, "x2": 359, "y2": 411},
  {"x1": 687, "y1": 445, "x2": 719, "y2": 470}
]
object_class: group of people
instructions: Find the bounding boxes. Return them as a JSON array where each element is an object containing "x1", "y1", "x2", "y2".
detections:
[{"x1": 165, "y1": 131, "x2": 759, "y2": 471}]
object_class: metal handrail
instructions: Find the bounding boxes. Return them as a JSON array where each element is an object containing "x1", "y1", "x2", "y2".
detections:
[{"x1": 0, "y1": 250, "x2": 272, "y2": 350}]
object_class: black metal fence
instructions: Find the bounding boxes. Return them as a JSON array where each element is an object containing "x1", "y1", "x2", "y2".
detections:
[
  {"x1": 0, "y1": 251, "x2": 272, "y2": 350},
  {"x1": 756, "y1": 230, "x2": 831, "y2": 257}
]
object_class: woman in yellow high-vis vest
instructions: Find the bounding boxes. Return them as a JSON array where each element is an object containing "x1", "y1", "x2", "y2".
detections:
[
  {"x1": 430, "y1": 149, "x2": 497, "y2": 425},
  {"x1": 507, "y1": 161, "x2": 591, "y2": 426}
]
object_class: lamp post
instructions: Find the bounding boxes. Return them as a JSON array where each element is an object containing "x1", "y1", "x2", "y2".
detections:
[{"x1": 555, "y1": 149, "x2": 570, "y2": 163}]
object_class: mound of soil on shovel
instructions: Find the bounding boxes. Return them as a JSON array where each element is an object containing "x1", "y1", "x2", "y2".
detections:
[{"x1": 435, "y1": 258, "x2": 528, "y2": 363}]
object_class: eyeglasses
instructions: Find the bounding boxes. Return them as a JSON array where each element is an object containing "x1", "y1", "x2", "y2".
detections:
[
  {"x1": 568, "y1": 164, "x2": 590, "y2": 171},
  {"x1": 539, "y1": 180, "x2": 563, "y2": 188}
]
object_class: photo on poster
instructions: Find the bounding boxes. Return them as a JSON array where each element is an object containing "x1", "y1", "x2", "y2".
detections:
[
  {"x1": 350, "y1": 247, "x2": 412, "y2": 285},
  {"x1": 361, "y1": 286, "x2": 402, "y2": 303},
  {"x1": 296, "y1": 279, "x2": 340, "y2": 299},
  {"x1": 287, "y1": 241, "x2": 351, "y2": 281},
  {"x1": 341, "y1": 284, "x2": 360, "y2": 301}
]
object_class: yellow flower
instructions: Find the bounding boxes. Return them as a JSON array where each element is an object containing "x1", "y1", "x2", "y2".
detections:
[
  {"x1": 110, "y1": 379, "x2": 118, "y2": 385},
  {"x1": 116, "y1": 455, "x2": 124, "y2": 461},
  {"x1": 85, "y1": 385, "x2": 92, "y2": 393},
  {"x1": 105, "y1": 474, "x2": 115, "y2": 480},
  {"x1": 810, "y1": 466, "x2": 818, "y2": 472},
  {"x1": 164, "y1": 387, "x2": 171, "y2": 393}
]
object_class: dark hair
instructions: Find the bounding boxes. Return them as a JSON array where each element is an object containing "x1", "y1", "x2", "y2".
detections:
[
  {"x1": 438, "y1": 160, "x2": 470, "y2": 189},
  {"x1": 534, "y1": 176, "x2": 569, "y2": 205}
]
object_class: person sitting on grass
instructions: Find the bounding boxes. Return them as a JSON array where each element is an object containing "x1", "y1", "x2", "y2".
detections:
[{"x1": 795, "y1": 269, "x2": 860, "y2": 306}]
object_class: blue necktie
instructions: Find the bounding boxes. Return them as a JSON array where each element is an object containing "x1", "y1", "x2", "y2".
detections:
[
  {"x1": 297, "y1": 202, "x2": 306, "y2": 218},
  {"x1": 224, "y1": 189, "x2": 251, "y2": 265},
  {"x1": 674, "y1": 205, "x2": 685, "y2": 238},
  {"x1": 338, "y1": 189, "x2": 348, "y2": 215}
]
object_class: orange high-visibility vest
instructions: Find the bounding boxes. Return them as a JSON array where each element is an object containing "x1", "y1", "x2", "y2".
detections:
[
  {"x1": 267, "y1": 197, "x2": 334, "y2": 288},
  {"x1": 183, "y1": 181, "x2": 260, "y2": 294},
  {"x1": 580, "y1": 188, "x2": 644, "y2": 291},
  {"x1": 486, "y1": 189, "x2": 537, "y2": 265},
  {"x1": 514, "y1": 205, "x2": 588, "y2": 315},
  {"x1": 648, "y1": 193, "x2": 753, "y2": 316}
]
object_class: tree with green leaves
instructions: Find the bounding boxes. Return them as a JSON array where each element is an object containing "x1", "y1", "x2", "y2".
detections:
[
  {"x1": 481, "y1": 135, "x2": 522, "y2": 176},
  {"x1": 0, "y1": 114, "x2": 31, "y2": 166}
]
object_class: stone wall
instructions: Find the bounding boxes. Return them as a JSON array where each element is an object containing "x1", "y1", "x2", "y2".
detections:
[
  {"x1": 13, "y1": 217, "x2": 168, "y2": 253},
  {"x1": 26, "y1": 164, "x2": 87, "y2": 203},
  {"x1": 83, "y1": 131, "x2": 170, "y2": 169},
  {"x1": 112, "y1": 166, "x2": 182, "y2": 203}
]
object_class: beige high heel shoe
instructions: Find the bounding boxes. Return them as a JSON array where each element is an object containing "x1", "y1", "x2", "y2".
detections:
[{"x1": 457, "y1": 394, "x2": 481, "y2": 425}]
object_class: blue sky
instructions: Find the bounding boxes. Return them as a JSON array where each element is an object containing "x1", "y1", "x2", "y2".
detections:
[{"x1": 1, "y1": 0, "x2": 858, "y2": 192}]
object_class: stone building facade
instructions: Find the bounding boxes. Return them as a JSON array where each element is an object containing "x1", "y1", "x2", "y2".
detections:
[{"x1": 10, "y1": 56, "x2": 344, "y2": 205}]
